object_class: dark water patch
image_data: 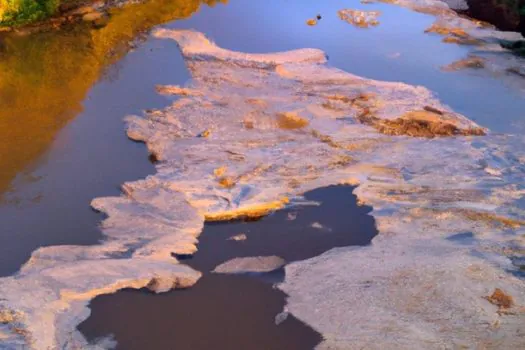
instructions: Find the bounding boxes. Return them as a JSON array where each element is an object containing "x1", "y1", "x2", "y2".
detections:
[
  {"x1": 0, "y1": 0, "x2": 221, "y2": 196},
  {"x1": 80, "y1": 274, "x2": 321, "y2": 350},
  {"x1": 189, "y1": 185, "x2": 377, "y2": 273},
  {"x1": 0, "y1": 36, "x2": 189, "y2": 277},
  {"x1": 79, "y1": 185, "x2": 378, "y2": 348}
]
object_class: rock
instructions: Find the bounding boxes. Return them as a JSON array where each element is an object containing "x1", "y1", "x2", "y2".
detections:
[
  {"x1": 338, "y1": 9, "x2": 380, "y2": 28},
  {"x1": 92, "y1": 15, "x2": 110, "y2": 29},
  {"x1": 442, "y1": 56, "x2": 485, "y2": 71},
  {"x1": 425, "y1": 23, "x2": 481, "y2": 45},
  {"x1": 82, "y1": 11, "x2": 104, "y2": 22},
  {"x1": 213, "y1": 256, "x2": 286, "y2": 274},
  {"x1": 442, "y1": 35, "x2": 480, "y2": 45},
  {"x1": 501, "y1": 40, "x2": 525, "y2": 57},
  {"x1": 311, "y1": 222, "x2": 331, "y2": 231},
  {"x1": 67, "y1": 6, "x2": 97, "y2": 16},
  {"x1": 485, "y1": 288, "x2": 514, "y2": 310},
  {"x1": 306, "y1": 18, "x2": 318, "y2": 26},
  {"x1": 506, "y1": 66, "x2": 525, "y2": 77},
  {"x1": 464, "y1": 0, "x2": 520, "y2": 32},
  {"x1": 276, "y1": 112, "x2": 309, "y2": 129},
  {"x1": 440, "y1": 0, "x2": 468, "y2": 11},
  {"x1": 228, "y1": 233, "x2": 247, "y2": 241},
  {"x1": 275, "y1": 311, "x2": 289, "y2": 325},
  {"x1": 198, "y1": 129, "x2": 211, "y2": 138},
  {"x1": 218, "y1": 176, "x2": 235, "y2": 188},
  {"x1": 156, "y1": 85, "x2": 203, "y2": 96},
  {"x1": 351, "y1": 92, "x2": 486, "y2": 137}
]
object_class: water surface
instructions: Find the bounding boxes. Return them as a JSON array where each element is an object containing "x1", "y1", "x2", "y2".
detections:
[{"x1": 0, "y1": 0, "x2": 523, "y2": 310}]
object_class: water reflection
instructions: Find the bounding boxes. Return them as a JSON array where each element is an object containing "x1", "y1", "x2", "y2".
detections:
[{"x1": 0, "y1": 0, "x2": 227, "y2": 195}]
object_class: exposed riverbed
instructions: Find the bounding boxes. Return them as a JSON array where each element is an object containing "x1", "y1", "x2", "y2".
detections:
[{"x1": 0, "y1": 0, "x2": 524, "y2": 348}]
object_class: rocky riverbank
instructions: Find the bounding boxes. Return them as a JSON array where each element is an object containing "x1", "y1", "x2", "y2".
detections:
[
  {"x1": 464, "y1": 0, "x2": 524, "y2": 34},
  {"x1": 0, "y1": 0, "x2": 226, "y2": 34},
  {"x1": 0, "y1": 0, "x2": 116, "y2": 33}
]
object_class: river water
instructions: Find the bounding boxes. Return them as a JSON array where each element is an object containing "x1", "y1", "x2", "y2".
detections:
[
  {"x1": 1, "y1": 0, "x2": 523, "y2": 275},
  {"x1": 0, "y1": 0, "x2": 523, "y2": 348}
]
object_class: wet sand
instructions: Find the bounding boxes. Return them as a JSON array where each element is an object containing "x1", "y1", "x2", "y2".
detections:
[{"x1": 79, "y1": 186, "x2": 378, "y2": 349}]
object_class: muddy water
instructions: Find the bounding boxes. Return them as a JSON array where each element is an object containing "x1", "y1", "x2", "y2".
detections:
[{"x1": 80, "y1": 186, "x2": 377, "y2": 349}]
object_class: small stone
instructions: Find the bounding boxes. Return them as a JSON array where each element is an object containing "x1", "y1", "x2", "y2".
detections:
[
  {"x1": 228, "y1": 233, "x2": 247, "y2": 241},
  {"x1": 306, "y1": 19, "x2": 318, "y2": 26},
  {"x1": 82, "y1": 11, "x2": 104, "y2": 22},
  {"x1": 198, "y1": 129, "x2": 211, "y2": 138},
  {"x1": 311, "y1": 222, "x2": 323, "y2": 229},
  {"x1": 276, "y1": 112, "x2": 309, "y2": 129},
  {"x1": 68, "y1": 5, "x2": 97, "y2": 16},
  {"x1": 485, "y1": 288, "x2": 514, "y2": 309},
  {"x1": 218, "y1": 176, "x2": 235, "y2": 188},
  {"x1": 275, "y1": 311, "x2": 289, "y2": 325},
  {"x1": 442, "y1": 56, "x2": 485, "y2": 71},
  {"x1": 213, "y1": 256, "x2": 286, "y2": 274},
  {"x1": 338, "y1": 9, "x2": 381, "y2": 28},
  {"x1": 311, "y1": 222, "x2": 332, "y2": 231},
  {"x1": 213, "y1": 166, "x2": 227, "y2": 177}
]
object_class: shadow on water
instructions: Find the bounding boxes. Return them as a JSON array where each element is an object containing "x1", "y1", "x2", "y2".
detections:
[{"x1": 79, "y1": 185, "x2": 378, "y2": 349}]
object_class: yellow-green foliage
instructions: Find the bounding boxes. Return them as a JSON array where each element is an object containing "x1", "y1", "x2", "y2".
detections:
[{"x1": 0, "y1": 0, "x2": 60, "y2": 25}]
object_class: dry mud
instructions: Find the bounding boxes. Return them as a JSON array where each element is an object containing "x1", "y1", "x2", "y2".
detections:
[{"x1": 0, "y1": 6, "x2": 524, "y2": 348}]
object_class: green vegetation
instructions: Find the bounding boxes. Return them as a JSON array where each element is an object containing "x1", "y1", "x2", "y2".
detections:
[{"x1": 0, "y1": 0, "x2": 61, "y2": 26}]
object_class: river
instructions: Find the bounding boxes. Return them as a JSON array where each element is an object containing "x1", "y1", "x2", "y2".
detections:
[{"x1": 0, "y1": 0, "x2": 524, "y2": 348}]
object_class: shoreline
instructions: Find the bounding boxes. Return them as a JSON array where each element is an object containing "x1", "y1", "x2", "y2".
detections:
[
  {"x1": 80, "y1": 185, "x2": 375, "y2": 349},
  {"x1": 0, "y1": 0, "x2": 132, "y2": 34},
  {"x1": 0, "y1": 0, "x2": 522, "y2": 39},
  {"x1": 1, "y1": 0, "x2": 524, "y2": 348}
]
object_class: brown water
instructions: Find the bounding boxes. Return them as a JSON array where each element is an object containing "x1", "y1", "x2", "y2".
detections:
[{"x1": 79, "y1": 185, "x2": 377, "y2": 349}]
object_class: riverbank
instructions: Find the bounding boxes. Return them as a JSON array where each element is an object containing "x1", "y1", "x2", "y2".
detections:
[
  {"x1": 0, "y1": 0, "x2": 219, "y2": 197},
  {"x1": 80, "y1": 185, "x2": 376, "y2": 349},
  {"x1": 0, "y1": 0, "x2": 524, "y2": 348}
]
